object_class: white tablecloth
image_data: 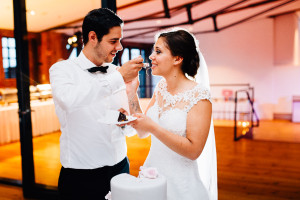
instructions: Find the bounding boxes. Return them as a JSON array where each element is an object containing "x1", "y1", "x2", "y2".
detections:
[{"x1": 0, "y1": 99, "x2": 60, "y2": 144}]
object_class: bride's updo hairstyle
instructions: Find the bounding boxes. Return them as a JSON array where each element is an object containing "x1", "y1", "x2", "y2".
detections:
[{"x1": 156, "y1": 28, "x2": 200, "y2": 78}]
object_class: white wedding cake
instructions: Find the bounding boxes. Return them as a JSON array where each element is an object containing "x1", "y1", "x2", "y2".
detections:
[{"x1": 109, "y1": 171, "x2": 167, "y2": 200}]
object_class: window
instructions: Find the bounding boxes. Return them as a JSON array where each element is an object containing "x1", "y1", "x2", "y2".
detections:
[
  {"x1": 2, "y1": 37, "x2": 17, "y2": 79},
  {"x1": 120, "y1": 47, "x2": 153, "y2": 98},
  {"x1": 121, "y1": 48, "x2": 129, "y2": 64},
  {"x1": 68, "y1": 47, "x2": 77, "y2": 59}
]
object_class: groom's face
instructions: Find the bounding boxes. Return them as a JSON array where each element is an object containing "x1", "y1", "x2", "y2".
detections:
[{"x1": 93, "y1": 26, "x2": 123, "y2": 65}]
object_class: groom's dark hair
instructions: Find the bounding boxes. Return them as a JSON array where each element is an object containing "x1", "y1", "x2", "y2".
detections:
[{"x1": 82, "y1": 8, "x2": 123, "y2": 45}]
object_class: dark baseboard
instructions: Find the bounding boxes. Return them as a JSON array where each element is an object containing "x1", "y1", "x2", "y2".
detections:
[
  {"x1": 273, "y1": 113, "x2": 292, "y2": 121},
  {"x1": 0, "y1": 177, "x2": 22, "y2": 187}
]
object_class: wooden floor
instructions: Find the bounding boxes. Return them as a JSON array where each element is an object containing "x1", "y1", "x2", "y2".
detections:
[
  {"x1": 0, "y1": 120, "x2": 300, "y2": 199},
  {"x1": 214, "y1": 119, "x2": 300, "y2": 143},
  {"x1": 216, "y1": 127, "x2": 300, "y2": 200}
]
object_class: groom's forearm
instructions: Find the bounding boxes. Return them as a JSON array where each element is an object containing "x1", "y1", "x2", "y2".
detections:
[{"x1": 128, "y1": 93, "x2": 143, "y2": 114}]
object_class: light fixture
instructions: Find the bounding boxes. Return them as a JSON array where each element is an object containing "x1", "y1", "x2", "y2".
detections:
[
  {"x1": 67, "y1": 32, "x2": 81, "y2": 48},
  {"x1": 30, "y1": 10, "x2": 36, "y2": 15},
  {"x1": 67, "y1": 38, "x2": 73, "y2": 45},
  {"x1": 72, "y1": 36, "x2": 77, "y2": 43},
  {"x1": 26, "y1": 10, "x2": 36, "y2": 15},
  {"x1": 238, "y1": 120, "x2": 250, "y2": 135}
]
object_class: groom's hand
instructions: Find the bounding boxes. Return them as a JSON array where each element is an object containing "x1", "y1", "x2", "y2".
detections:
[
  {"x1": 119, "y1": 56, "x2": 143, "y2": 83},
  {"x1": 118, "y1": 108, "x2": 129, "y2": 116}
]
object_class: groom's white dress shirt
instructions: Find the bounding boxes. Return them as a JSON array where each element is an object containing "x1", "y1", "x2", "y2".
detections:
[{"x1": 49, "y1": 52, "x2": 128, "y2": 169}]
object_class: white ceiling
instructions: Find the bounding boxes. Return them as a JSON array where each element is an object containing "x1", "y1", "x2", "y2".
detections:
[{"x1": 1, "y1": 0, "x2": 300, "y2": 44}]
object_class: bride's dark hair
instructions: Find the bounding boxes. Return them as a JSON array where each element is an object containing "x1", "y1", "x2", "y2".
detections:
[{"x1": 157, "y1": 28, "x2": 200, "y2": 78}]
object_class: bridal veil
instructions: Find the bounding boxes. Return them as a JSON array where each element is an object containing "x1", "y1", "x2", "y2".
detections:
[{"x1": 195, "y1": 51, "x2": 218, "y2": 200}]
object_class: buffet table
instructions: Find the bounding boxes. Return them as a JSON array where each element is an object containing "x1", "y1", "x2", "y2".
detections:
[{"x1": 0, "y1": 99, "x2": 60, "y2": 145}]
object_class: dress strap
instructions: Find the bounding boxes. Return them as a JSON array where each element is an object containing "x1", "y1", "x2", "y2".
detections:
[
  {"x1": 153, "y1": 78, "x2": 167, "y2": 96},
  {"x1": 184, "y1": 87, "x2": 211, "y2": 113}
]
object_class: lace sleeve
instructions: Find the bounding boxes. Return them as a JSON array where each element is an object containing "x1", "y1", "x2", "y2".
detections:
[
  {"x1": 153, "y1": 78, "x2": 166, "y2": 97},
  {"x1": 185, "y1": 87, "x2": 211, "y2": 113}
]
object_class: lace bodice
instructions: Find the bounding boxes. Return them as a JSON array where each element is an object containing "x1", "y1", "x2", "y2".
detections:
[
  {"x1": 144, "y1": 79, "x2": 213, "y2": 200},
  {"x1": 152, "y1": 78, "x2": 211, "y2": 136},
  {"x1": 155, "y1": 78, "x2": 210, "y2": 114}
]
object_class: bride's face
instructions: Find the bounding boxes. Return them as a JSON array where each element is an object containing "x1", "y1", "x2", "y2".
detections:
[{"x1": 149, "y1": 37, "x2": 175, "y2": 77}]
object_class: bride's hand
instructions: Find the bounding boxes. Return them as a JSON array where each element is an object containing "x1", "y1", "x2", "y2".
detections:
[{"x1": 127, "y1": 113, "x2": 155, "y2": 138}]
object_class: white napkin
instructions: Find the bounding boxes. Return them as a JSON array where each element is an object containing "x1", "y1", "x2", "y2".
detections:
[{"x1": 97, "y1": 110, "x2": 120, "y2": 125}]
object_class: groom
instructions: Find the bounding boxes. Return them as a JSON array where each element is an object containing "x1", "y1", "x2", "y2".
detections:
[{"x1": 49, "y1": 8, "x2": 143, "y2": 200}]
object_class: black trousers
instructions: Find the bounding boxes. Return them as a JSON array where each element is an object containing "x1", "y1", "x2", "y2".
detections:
[{"x1": 58, "y1": 157, "x2": 129, "y2": 200}]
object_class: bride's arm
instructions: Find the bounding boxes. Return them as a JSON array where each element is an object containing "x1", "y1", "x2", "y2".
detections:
[
  {"x1": 129, "y1": 93, "x2": 156, "y2": 138},
  {"x1": 128, "y1": 93, "x2": 143, "y2": 114},
  {"x1": 126, "y1": 77, "x2": 142, "y2": 114},
  {"x1": 131, "y1": 99, "x2": 212, "y2": 160},
  {"x1": 126, "y1": 77, "x2": 157, "y2": 115},
  {"x1": 144, "y1": 93, "x2": 156, "y2": 114}
]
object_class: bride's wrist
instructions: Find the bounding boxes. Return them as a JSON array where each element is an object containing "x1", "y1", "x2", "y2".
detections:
[
  {"x1": 127, "y1": 92, "x2": 138, "y2": 100},
  {"x1": 149, "y1": 122, "x2": 158, "y2": 134}
]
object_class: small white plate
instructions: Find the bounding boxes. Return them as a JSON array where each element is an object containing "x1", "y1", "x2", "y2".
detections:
[{"x1": 115, "y1": 116, "x2": 137, "y2": 125}]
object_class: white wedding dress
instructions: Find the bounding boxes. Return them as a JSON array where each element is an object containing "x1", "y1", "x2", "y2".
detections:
[{"x1": 144, "y1": 78, "x2": 218, "y2": 200}]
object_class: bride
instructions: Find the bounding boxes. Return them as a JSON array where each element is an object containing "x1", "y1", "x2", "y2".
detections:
[{"x1": 125, "y1": 28, "x2": 218, "y2": 200}]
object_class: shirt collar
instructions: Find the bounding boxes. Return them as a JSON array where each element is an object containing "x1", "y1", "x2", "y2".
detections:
[
  {"x1": 77, "y1": 51, "x2": 98, "y2": 70},
  {"x1": 77, "y1": 51, "x2": 113, "y2": 73}
]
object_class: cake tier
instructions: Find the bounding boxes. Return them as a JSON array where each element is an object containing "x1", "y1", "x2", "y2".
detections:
[{"x1": 111, "y1": 173, "x2": 167, "y2": 200}]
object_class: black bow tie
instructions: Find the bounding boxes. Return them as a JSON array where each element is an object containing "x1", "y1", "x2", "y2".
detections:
[{"x1": 87, "y1": 66, "x2": 109, "y2": 73}]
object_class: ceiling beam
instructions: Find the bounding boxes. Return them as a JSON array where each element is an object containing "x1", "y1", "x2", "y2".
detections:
[
  {"x1": 193, "y1": 0, "x2": 248, "y2": 24},
  {"x1": 124, "y1": 0, "x2": 296, "y2": 40},
  {"x1": 186, "y1": 4, "x2": 193, "y2": 24},
  {"x1": 123, "y1": 0, "x2": 246, "y2": 31},
  {"x1": 218, "y1": 0, "x2": 295, "y2": 32},
  {"x1": 123, "y1": 0, "x2": 280, "y2": 26},
  {"x1": 124, "y1": 0, "x2": 207, "y2": 23},
  {"x1": 222, "y1": 0, "x2": 287, "y2": 14},
  {"x1": 124, "y1": 21, "x2": 192, "y2": 39},
  {"x1": 45, "y1": 0, "x2": 205, "y2": 32},
  {"x1": 118, "y1": 0, "x2": 151, "y2": 10},
  {"x1": 44, "y1": 0, "x2": 297, "y2": 37},
  {"x1": 102, "y1": 0, "x2": 117, "y2": 12},
  {"x1": 212, "y1": 15, "x2": 218, "y2": 32},
  {"x1": 43, "y1": 0, "x2": 153, "y2": 32},
  {"x1": 162, "y1": 0, "x2": 170, "y2": 18},
  {"x1": 268, "y1": 9, "x2": 300, "y2": 18}
]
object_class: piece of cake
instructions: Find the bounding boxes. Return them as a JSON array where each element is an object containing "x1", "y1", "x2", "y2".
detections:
[
  {"x1": 110, "y1": 173, "x2": 167, "y2": 200},
  {"x1": 117, "y1": 112, "x2": 128, "y2": 122}
]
